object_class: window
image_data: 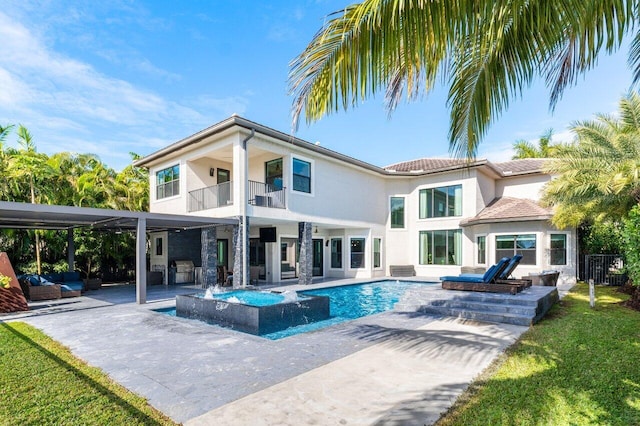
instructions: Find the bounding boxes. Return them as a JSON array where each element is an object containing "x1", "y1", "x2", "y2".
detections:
[
  {"x1": 419, "y1": 230, "x2": 462, "y2": 265},
  {"x1": 217, "y1": 239, "x2": 228, "y2": 267},
  {"x1": 350, "y1": 237, "x2": 365, "y2": 268},
  {"x1": 477, "y1": 236, "x2": 486, "y2": 265},
  {"x1": 373, "y1": 238, "x2": 382, "y2": 268},
  {"x1": 330, "y1": 238, "x2": 342, "y2": 269},
  {"x1": 156, "y1": 165, "x2": 180, "y2": 199},
  {"x1": 292, "y1": 158, "x2": 311, "y2": 193},
  {"x1": 390, "y1": 197, "x2": 405, "y2": 228},
  {"x1": 265, "y1": 158, "x2": 283, "y2": 190},
  {"x1": 155, "y1": 237, "x2": 163, "y2": 256},
  {"x1": 496, "y1": 234, "x2": 536, "y2": 265},
  {"x1": 217, "y1": 168, "x2": 230, "y2": 184},
  {"x1": 419, "y1": 185, "x2": 462, "y2": 218},
  {"x1": 550, "y1": 234, "x2": 567, "y2": 265}
]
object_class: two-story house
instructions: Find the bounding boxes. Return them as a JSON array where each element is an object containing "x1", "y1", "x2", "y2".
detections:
[{"x1": 133, "y1": 115, "x2": 576, "y2": 287}]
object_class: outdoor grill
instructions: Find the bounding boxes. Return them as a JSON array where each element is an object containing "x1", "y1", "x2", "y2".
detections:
[{"x1": 174, "y1": 260, "x2": 195, "y2": 284}]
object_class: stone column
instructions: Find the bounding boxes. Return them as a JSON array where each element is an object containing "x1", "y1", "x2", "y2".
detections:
[
  {"x1": 298, "y1": 222, "x2": 313, "y2": 285},
  {"x1": 232, "y1": 217, "x2": 249, "y2": 287},
  {"x1": 67, "y1": 228, "x2": 75, "y2": 272},
  {"x1": 201, "y1": 226, "x2": 218, "y2": 288}
]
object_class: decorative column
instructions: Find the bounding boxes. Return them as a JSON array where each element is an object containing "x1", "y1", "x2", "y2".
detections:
[
  {"x1": 298, "y1": 222, "x2": 313, "y2": 285},
  {"x1": 232, "y1": 217, "x2": 250, "y2": 288},
  {"x1": 201, "y1": 226, "x2": 218, "y2": 287}
]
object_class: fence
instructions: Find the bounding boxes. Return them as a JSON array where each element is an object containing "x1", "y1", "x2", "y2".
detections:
[{"x1": 583, "y1": 254, "x2": 627, "y2": 285}]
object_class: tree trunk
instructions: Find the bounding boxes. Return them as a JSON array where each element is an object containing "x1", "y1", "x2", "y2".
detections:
[{"x1": 30, "y1": 175, "x2": 42, "y2": 276}]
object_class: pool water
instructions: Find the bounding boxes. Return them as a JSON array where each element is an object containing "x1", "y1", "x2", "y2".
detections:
[{"x1": 157, "y1": 280, "x2": 433, "y2": 340}]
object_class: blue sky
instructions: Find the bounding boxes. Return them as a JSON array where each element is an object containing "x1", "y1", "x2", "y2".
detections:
[{"x1": 0, "y1": 1, "x2": 635, "y2": 170}]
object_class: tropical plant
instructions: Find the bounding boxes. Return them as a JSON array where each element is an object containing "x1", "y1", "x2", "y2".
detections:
[
  {"x1": 289, "y1": 1, "x2": 634, "y2": 158},
  {"x1": 512, "y1": 128, "x2": 559, "y2": 159},
  {"x1": 542, "y1": 92, "x2": 640, "y2": 228},
  {"x1": 622, "y1": 205, "x2": 640, "y2": 285}
]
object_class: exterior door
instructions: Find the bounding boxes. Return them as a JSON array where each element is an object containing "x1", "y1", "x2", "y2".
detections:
[{"x1": 312, "y1": 239, "x2": 323, "y2": 277}]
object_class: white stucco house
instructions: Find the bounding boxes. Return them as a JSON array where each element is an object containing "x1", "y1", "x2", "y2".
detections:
[{"x1": 133, "y1": 115, "x2": 576, "y2": 287}]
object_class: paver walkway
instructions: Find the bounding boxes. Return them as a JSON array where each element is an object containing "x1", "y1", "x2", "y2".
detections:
[{"x1": 4, "y1": 280, "x2": 573, "y2": 424}]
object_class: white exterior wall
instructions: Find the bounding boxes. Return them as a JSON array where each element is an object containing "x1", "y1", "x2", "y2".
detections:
[
  {"x1": 143, "y1": 123, "x2": 576, "y2": 283},
  {"x1": 496, "y1": 174, "x2": 550, "y2": 199}
]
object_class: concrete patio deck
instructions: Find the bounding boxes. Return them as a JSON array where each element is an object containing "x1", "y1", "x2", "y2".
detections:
[{"x1": 1, "y1": 279, "x2": 573, "y2": 424}]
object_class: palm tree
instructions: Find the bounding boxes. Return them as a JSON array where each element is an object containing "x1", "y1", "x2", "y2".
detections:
[
  {"x1": 542, "y1": 92, "x2": 640, "y2": 228},
  {"x1": 5, "y1": 126, "x2": 56, "y2": 274},
  {"x1": 512, "y1": 128, "x2": 557, "y2": 159},
  {"x1": 289, "y1": 1, "x2": 634, "y2": 158}
]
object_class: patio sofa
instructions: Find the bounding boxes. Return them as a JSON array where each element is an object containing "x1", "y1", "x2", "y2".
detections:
[
  {"x1": 18, "y1": 274, "x2": 62, "y2": 301},
  {"x1": 41, "y1": 272, "x2": 85, "y2": 292}
]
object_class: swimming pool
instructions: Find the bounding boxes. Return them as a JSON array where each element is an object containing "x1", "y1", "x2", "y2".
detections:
[{"x1": 157, "y1": 279, "x2": 434, "y2": 339}]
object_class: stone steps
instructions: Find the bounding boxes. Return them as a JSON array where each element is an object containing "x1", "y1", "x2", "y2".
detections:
[{"x1": 395, "y1": 286, "x2": 559, "y2": 326}]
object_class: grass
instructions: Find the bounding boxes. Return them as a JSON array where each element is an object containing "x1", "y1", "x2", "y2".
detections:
[
  {"x1": 0, "y1": 321, "x2": 177, "y2": 425},
  {"x1": 437, "y1": 283, "x2": 640, "y2": 425}
]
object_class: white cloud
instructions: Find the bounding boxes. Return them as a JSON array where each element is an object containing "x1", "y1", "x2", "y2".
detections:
[{"x1": 0, "y1": 10, "x2": 248, "y2": 170}]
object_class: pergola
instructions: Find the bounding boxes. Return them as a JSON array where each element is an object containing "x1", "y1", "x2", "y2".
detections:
[{"x1": 0, "y1": 201, "x2": 237, "y2": 303}]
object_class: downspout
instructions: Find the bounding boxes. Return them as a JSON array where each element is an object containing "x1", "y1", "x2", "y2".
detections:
[{"x1": 242, "y1": 128, "x2": 255, "y2": 288}]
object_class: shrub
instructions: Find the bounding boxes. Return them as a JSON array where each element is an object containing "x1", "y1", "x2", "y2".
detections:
[{"x1": 622, "y1": 205, "x2": 640, "y2": 285}]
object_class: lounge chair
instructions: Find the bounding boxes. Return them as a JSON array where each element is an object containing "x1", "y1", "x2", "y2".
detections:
[{"x1": 440, "y1": 257, "x2": 526, "y2": 294}]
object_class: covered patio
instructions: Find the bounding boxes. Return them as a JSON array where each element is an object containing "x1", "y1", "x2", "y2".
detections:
[{"x1": 0, "y1": 201, "x2": 237, "y2": 304}]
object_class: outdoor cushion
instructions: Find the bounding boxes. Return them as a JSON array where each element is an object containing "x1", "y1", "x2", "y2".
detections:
[
  {"x1": 28, "y1": 275, "x2": 42, "y2": 286},
  {"x1": 62, "y1": 282, "x2": 84, "y2": 292},
  {"x1": 440, "y1": 257, "x2": 510, "y2": 283},
  {"x1": 63, "y1": 271, "x2": 81, "y2": 282}
]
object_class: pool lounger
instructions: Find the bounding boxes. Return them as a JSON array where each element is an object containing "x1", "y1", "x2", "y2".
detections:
[{"x1": 440, "y1": 257, "x2": 527, "y2": 295}]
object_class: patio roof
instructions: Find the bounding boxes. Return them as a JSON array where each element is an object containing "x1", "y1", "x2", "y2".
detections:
[
  {"x1": 0, "y1": 201, "x2": 237, "y2": 304},
  {"x1": 0, "y1": 201, "x2": 237, "y2": 231}
]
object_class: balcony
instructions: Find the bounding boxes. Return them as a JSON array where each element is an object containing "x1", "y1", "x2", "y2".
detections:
[
  {"x1": 248, "y1": 180, "x2": 286, "y2": 209},
  {"x1": 188, "y1": 181, "x2": 233, "y2": 212}
]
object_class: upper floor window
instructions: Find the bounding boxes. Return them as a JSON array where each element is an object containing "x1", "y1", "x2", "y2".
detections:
[
  {"x1": 550, "y1": 234, "x2": 567, "y2": 265},
  {"x1": 419, "y1": 229, "x2": 462, "y2": 265},
  {"x1": 292, "y1": 158, "x2": 311, "y2": 193},
  {"x1": 156, "y1": 165, "x2": 179, "y2": 199},
  {"x1": 265, "y1": 158, "x2": 283, "y2": 190},
  {"x1": 496, "y1": 234, "x2": 536, "y2": 265},
  {"x1": 390, "y1": 197, "x2": 405, "y2": 228},
  {"x1": 419, "y1": 184, "x2": 462, "y2": 218}
]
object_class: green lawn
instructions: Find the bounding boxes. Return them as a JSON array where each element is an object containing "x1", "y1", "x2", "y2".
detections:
[
  {"x1": 0, "y1": 321, "x2": 176, "y2": 425},
  {"x1": 437, "y1": 283, "x2": 640, "y2": 425}
]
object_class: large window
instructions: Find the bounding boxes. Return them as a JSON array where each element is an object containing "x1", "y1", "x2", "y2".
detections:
[
  {"x1": 550, "y1": 234, "x2": 567, "y2": 265},
  {"x1": 265, "y1": 158, "x2": 283, "y2": 190},
  {"x1": 350, "y1": 237, "x2": 365, "y2": 269},
  {"x1": 373, "y1": 238, "x2": 382, "y2": 268},
  {"x1": 330, "y1": 238, "x2": 342, "y2": 269},
  {"x1": 390, "y1": 197, "x2": 405, "y2": 228},
  {"x1": 477, "y1": 236, "x2": 486, "y2": 265},
  {"x1": 419, "y1": 185, "x2": 462, "y2": 218},
  {"x1": 156, "y1": 165, "x2": 180, "y2": 199},
  {"x1": 419, "y1": 230, "x2": 462, "y2": 265},
  {"x1": 496, "y1": 234, "x2": 536, "y2": 265}
]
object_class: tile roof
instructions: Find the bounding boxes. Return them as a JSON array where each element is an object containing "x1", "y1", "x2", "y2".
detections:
[
  {"x1": 460, "y1": 197, "x2": 553, "y2": 226},
  {"x1": 384, "y1": 157, "x2": 548, "y2": 177},
  {"x1": 492, "y1": 159, "x2": 548, "y2": 175},
  {"x1": 384, "y1": 158, "x2": 479, "y2": 173}
]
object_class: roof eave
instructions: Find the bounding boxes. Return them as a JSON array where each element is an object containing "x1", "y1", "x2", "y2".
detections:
[{"x1": 460, "y1": 214, "x2": 553, "y2": 227}]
